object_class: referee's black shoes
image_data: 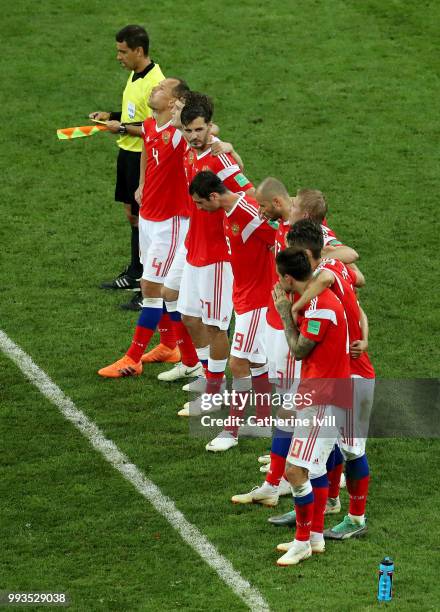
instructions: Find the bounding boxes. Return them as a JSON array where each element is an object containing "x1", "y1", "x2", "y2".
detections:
[
  {"x1": 100, "y1": 267, "x2": 141, "y2": 291},
  {"x1": 120, "y1": 291, "x2": 143, "y2": 311}
]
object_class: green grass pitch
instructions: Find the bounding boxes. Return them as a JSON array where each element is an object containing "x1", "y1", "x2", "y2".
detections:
[{"x1": 1, "y1": 1, "x2": 439, "y2": 610}]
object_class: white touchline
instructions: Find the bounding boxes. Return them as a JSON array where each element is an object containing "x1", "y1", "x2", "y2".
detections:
[{"x1": 0, "y1": 330, "x2": 270, "y2": 612}]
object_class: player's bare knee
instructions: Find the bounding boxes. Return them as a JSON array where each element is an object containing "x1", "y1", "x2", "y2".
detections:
[
  {"x1": 205, "y1": 324, "x2": 223, "y2": 337},
  {"x1": 229, "y1": 356, "x2": 250, "y2": 378},
  {"x1": 285, "y1": 464, "x2": 308, "y2": 487},
  {"x1": 182, "y1": 314, "x2": 199, "y2": 329},
  {"x1": 161, "y1": 286, "x2": 179, "y2": 302},
  {"x1": 141, "y1": 279, "x2": 163, "y2": 298}
]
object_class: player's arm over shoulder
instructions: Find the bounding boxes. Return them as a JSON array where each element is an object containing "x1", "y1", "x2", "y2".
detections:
[
  {"x1": 210, "y1": 139, "x2": 244, "y2": 170},
  {"x1": 292, "y1": 269, "x2": 334, "y2": 313},
  {"x1": 322, "y1": 243, "x2": 358, "y2": 264}
]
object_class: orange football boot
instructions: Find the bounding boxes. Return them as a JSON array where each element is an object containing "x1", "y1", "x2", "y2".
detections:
[
  {"x1": 98, "y1": 355, "x2": 142, "y2": 378},
  {"x1": 141, "y1": 343, "x2": 181, "y2": 364}
]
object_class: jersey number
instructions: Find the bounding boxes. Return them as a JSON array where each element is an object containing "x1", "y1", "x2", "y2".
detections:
[
  {"x1": 225, "y1": 236, "x2": 232, "y2": 255},
  {"x1": 200, "y1": 300, "x2": 212, "y2": 319},
  {"x1": 233, "y1": 332, "x2": 245, "y2": 352},
  {"x1": 152, "y1": 258, "x2": 162, "y2": 276},
  {"x1": 152, "y1": 147, "x2": 159, "y2": 166}
]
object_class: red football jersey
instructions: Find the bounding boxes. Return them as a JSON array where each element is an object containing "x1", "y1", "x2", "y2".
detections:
[
  {"x1": 223, "y1": 195, "x2": 275, "y2": 314},
  {"x1": 266, "y1": 220, "x2": 291, "y2": 329},
  {"x1": 315, "y1": 258, "x2": 375, "y2": 378},
  {"x1": 140, "y1": 118, "x2": 189, "y2": 221},
  {"x1": 321, "y1": 224, "x2": 340, "y2": 247},
  {"x1": 267, "y1": 222, "x2": 341, "y2": 330},
  {"x1": 297, "y1": 290, "x2": 351, "y2": 407},
  {"x1": 184, "y1": 145, "x2": 253, "y2": 267}
]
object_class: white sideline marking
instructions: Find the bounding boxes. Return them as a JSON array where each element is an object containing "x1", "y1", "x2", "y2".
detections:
[{"x1": 0, "y1": 330, "x2": 270, "y2": 612}]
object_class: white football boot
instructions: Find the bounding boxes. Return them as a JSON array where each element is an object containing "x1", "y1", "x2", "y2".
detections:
[
  {"x1": 177, "y1": 393, "x2": 224, "y2": 417},
  {"x1": 277, "y1": 538, "x2": 325, "y2": 554},
  {"x1": 158, "y1": 362, "x2": 204, "y2": 382},
  {"x1": 231, "y1": 482, "x2": 279, "y2": 507},
  {"x1": 276, "y1": 540, "x2": 312, "y2": 566},
  {"x1": 257, "y1": 454, "x2": 271, "y2": 464},
  {"x1": 325, "y1": 496, "x2": 341, "y2": 514},
  {"x1": 205, "y1": 431, "x2": 238, "y2": 452}
]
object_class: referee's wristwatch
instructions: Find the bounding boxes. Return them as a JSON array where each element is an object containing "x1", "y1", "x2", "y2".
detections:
[{"x1": 118, "y1": 124, "x2": 127, "y2": 134}]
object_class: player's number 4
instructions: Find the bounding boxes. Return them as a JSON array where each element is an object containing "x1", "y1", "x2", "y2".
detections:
[{"x1": 152, "y1": 258, "x2": 162, "y2": 276}]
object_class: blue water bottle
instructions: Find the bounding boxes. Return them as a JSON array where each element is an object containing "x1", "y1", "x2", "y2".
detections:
[{"x1": 377, "y1": 557, "x2": 394, "y2": 601}]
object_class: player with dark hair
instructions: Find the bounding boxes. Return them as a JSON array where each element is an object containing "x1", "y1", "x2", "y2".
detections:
[
  {"x1": 189, "y1": 171, "x2": 275, "y2": 451},
  {"x1": 89, "y1": 25, "x2": 165, "y2": 309},
  {"x1": 285, "y1": 219, "x2": 374, "y2": 540},
  {"x1": 155, "y1": 92, "x2": 248, "y2": 385},
  {"x1": 271, "y1": 247, "x2": 351, "y2": 565},
  {"x1": 231, "y1": 178, "x2": 358, "y2": 510},
  {"x1": 175, "y1": 100, "x2": 254, "y2": 423}
]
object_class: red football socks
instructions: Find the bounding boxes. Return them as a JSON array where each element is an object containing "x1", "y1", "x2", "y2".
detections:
[
  {"x1": 157, "y1": 313, "x2": 177, "y2": 349},
  {"x1": 311, "y1": 483, "x2": 329, "y2": 534},
  {"x1": 265, "y1": 453, "x2": 286, "y2": 487},
  {"x1": 347, "y1": 475, "x2": 370, "y2": 516},
  {"x1": 126, "y1": 327, "x2": 154, "y2": 362},
  {"x1": 295, "y1": 500, "x2": 314, "y2": 542},
  {"x1": 174, "y1": 320, "x2": 199, "y2": 367},
  {"x1": 328, "y1": 462, "x2": 344, "y2": 498}
]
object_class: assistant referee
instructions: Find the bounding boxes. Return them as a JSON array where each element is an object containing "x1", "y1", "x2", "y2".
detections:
[{"x1": 89, "y1": 25, "x2": 164, "y2": 307}]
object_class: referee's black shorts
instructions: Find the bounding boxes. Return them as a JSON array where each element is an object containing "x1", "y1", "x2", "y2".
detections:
[{"x1": 115, "y1": 148, "x2": 141, "y2": 216}]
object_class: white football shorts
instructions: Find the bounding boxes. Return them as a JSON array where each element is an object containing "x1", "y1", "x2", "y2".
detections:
[
  {"x1": 139, "y1": 215, "x2": 189, "y2": 283},
  {"x1": 163, "y1": 241, "x2": 187, "y2": 292},
  {"x1": 177, "y1": 261, "x2": 233, "y2": 330},
  {"x1": 230, "y1": 307, "x2": 267, "y2": 364}
]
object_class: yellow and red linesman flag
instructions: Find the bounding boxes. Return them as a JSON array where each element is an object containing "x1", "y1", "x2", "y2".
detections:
[{"x1": 57, "y1": 124, "x2": 109, "y2": 140}]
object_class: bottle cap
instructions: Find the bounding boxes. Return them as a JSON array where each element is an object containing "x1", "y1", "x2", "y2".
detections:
[{"x1": 381, "y1": 557, "x2": 393, "y2": 565}]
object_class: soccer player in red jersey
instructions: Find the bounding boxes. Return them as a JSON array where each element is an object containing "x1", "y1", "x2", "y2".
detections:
[
  {"x1": 235, "y1": 180, "x2": 358, "y2": 511},
  {"x1": 188, "y1": 171, "x2": 276, "y2": 451},
  {"x1": 271, "y1": 248, "x2": 352, "y2": 565},
  {"x1": 158, "y1": 92, "x2": 245, "y2": 385},
  {"x1": 98, "y1": 77, "x2": 192, "y2": 378},
  {"x1": 287, "y1": 219, "x2": 374, "y2": 539},
  {"x1": 175, "y1": 98, "x2": 255, "y2": 417},
  {"x1": 255, "y1": 178, "x2": 297, "y2": 388},
  {"x1": 256, "y1": 180, "x2": 358, "y2": 388}
]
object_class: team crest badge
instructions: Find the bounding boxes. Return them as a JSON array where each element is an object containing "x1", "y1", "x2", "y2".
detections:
[
  {"x1": 162, "y1": 130, "x2": 171, "y2": 145},
  {"x1": 231, "y1": 223, "x2": 240, "y2": 235},
  {"x1": 188, "y1": 151, "x2": 195, "y2": 164}
]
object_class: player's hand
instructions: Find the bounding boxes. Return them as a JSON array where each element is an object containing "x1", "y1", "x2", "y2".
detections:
[
  {"x1": 350, "y1": 339, "x2": 368, "y2": 358},
  {"x1": 272, "y1": 283, "x2": 292, "y2": 318},
  {"x1": 211, "y1": 141, "x2": 233, "y2": 156},
  {"x1": 105, "y1": 120, "x2": 121, "y2": 134},
  {"x1": 135, "y1": 184, "x2": 144, "y2": 206},
  {"x1": 89, "y1": 111, "x2": 111, "y2": 121}
]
